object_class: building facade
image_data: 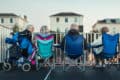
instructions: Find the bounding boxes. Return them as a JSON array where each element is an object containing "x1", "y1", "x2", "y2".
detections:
[
  {"x1": 92, "y1": 18, "x2": 120, "y2": 34},
  {"x1": 0, "y1": 13, "x2": 28, "y2": 31},
  {"x1": 50, "y1": 12, "x2": 84, "y2": 32},
  {"x1": 0, "y1": 24, "x2": 12, "y2": 62}
]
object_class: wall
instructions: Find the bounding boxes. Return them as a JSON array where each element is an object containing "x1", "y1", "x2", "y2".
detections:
[
  {"x1": 93, "y1": 23, "x2": 120, "y2": 34},
  {"x1": 50, "y1": 16, "x2": 83, "y2": 32},
  {"x1": 0, "y1": 16, "x2": 27, "y2": 31}
]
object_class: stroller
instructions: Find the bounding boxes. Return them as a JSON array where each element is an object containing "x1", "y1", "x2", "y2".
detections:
[
  {"x1": 35, "y1": 33, "x2": 54, "y2": 69},
  {"x1": 92, "y1": 33, "x2": 119, "y2": 69},
  {"x1": 2, "y1": 32, "x2": 35, "y2": 72}
]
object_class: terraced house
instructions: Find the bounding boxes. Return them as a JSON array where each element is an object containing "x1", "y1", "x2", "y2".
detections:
[{"x1": 0, "y1": 13, "x2": 28, "y2": 31}]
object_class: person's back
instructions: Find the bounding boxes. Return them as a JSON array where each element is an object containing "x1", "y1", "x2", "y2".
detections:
[
  {"x1": 34, "y1": 25, "x2": 54, "y2": 60},
  {"x1": 35, "y1": 33, "x2": 54, "y2": 58},
  {"x1": 102, "y1": 33, "x2": 119, "y2": 58},
  {"x1": 18, "y1": 25, "x2": 34, "y2": 57},
  {"x1": 64, "y1": 33, "x2": 84, "y2": 59},
  {"x1": 19, "y1": 30, "x2": 32, "y2": 41},
  {"x1": 90, "y1": 27, "x2": 109, "y2": 55},
  {"x1": 60, "y1": 24, "x2": 87, "y2": 59}
]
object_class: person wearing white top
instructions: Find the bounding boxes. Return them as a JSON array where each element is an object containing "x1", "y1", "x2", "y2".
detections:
[{"x1": 90, "y1": 27, "x2": 109, "y2": 66}]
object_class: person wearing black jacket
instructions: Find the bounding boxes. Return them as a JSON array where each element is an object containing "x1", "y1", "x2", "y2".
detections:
[
  {"x1": 19, "y1": 25, "x2": 34, "y2": 42},
  {"x1": 19, "y1": 25, "x2": 34, "y2": 57}
]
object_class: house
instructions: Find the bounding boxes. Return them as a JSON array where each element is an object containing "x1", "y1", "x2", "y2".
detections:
[
  {"x1": 50, "y1": 12, "x2": 84, "y2": 32},
  {"x1": 92, "y1": 18, "x2": 120, "y2": 34},
  {"x1": 0, "y1": 13, "x2": 28, "y2": 31}
]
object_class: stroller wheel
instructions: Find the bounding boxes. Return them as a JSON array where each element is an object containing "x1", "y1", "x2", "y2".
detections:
[
  {"x1": 22, "y1": 63, "x2": 31, "y2": 72},
  {"x1": 2, "y1": 63, "x2": 12, "y2": 71}
]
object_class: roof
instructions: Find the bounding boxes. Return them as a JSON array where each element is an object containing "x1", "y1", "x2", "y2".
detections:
[
  {"x1": 97, "y1": 18, "x2": 120, "y2": 24},
  {"x1": 0, "y1": 13, "x2": 28, "y2": 22},
  {"x1": 50, "y1": 12, "x2": 83, "y2": 17},
  {"x1": 0, "y1": 13, "x2": 18, "y2": 17}
]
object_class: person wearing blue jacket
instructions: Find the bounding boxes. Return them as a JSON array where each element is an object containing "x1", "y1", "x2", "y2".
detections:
[
  {"x1": 60, "y1": 24, "x2": 87, "y2": 52},
  {"x1": 57, "y1": 24, "x2": 87, "y2": 62}
]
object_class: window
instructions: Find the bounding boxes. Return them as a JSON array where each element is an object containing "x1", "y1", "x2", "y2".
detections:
[
  {"x1": 74, "y1": 17, "x2": 77, "y2": 22},
  {"x1": 65, "y1": 18, "x2": 68, "y2": 23},
  {"x1": 56, "y1": 17, "x2": 59, "y2": 23},
  {"x1": 1, "y1": 18, "x2": 4, "y2": 23},
  {"x1": 10, "y1": 18, "x2": 13, "y2": 23},
  {"x1": 111, "y1": 19, "x2": 116, "y2": 23},
  {"x1": 79, "y1": 25, "x2": 83, "y2": 32}
]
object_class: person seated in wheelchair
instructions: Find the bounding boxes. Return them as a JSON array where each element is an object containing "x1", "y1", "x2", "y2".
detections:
[
  {"x1": 18, "y1": 24, "x2": 35, "y2": 58},
  {"x1": 90, "y1": 27, "x2": 119, "y2": 67},
  {"x1": 5, "y1": 24, "x2": 35, "y2": 60},
  {"x1": 59, "y1": 24, "x2": 87, "y2": 60}
]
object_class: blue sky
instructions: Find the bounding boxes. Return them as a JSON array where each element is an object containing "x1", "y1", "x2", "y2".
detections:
[{"x1": 0, "y1": 0, "x2": 120, "y2": 32}]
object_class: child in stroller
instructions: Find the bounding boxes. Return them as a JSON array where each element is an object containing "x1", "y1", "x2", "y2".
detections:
[{"x1": 2, "y1": 25, "x2": 35, "y2": 72}]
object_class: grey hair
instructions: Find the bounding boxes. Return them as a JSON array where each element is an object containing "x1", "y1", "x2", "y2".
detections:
[
  {"x1": 40, "y1": 25, "x2": 48, "y2": 33},
  {"x1": 26, "y1": 24, "x2": 34, "y2": 30}
]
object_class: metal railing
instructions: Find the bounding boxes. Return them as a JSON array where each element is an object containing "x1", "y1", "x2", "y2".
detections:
[
  {"x1": 0, "y1": 29, "x2": 102, "y2": 64},
  {"x1": 53, "y1": 32, "x2": 101, "y2": 65},
  {"x1": 0, "y1": 26, "x2": 11, "y2": 63}
]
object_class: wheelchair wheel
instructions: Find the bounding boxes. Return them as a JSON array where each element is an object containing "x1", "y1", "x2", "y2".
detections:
[
  {"x1": 22, "y1": 63, "x2": 31, "y2": 72},
  {"x1": 2, "y1": 63, "x2": 12, "y2": 71}
]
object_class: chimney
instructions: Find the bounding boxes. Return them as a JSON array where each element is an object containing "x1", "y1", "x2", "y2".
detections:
[{"x1": 24, "y1": 15, "x2": 27, "y2": 22}]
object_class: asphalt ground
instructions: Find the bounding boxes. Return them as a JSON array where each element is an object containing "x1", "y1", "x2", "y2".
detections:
[{"x1": 0, "y1": 65, "x2": 120, "y2": 80}]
